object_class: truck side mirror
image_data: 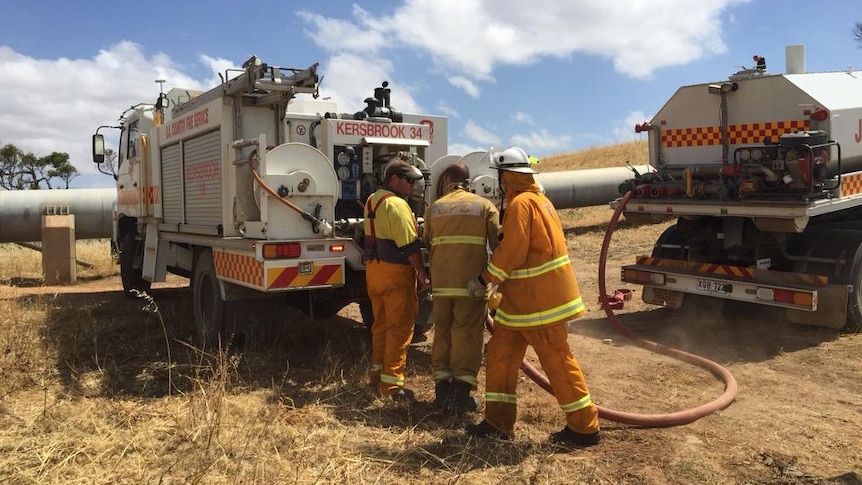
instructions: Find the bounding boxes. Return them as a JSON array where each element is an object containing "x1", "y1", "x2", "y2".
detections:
[{"x1": 93, "y1": 134, "x2": 105, "y2": 164}]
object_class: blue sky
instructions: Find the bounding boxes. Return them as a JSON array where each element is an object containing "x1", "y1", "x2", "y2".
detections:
[{"x1": 1, "y1": 0, "x2": 860, "y2": 188}]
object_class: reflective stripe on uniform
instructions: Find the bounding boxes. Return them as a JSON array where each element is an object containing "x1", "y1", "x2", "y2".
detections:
[
  {"x1": 487, "y1": 262, "x2": 510, "y2": 280},
  {"x1": 455, "y1": 375, "x2": 479, "y2": 387},
  {"x1": 509, "y1": 254, "x2": 570, "y2": 279},
  {"x1": 381, "y1": 373, "x2": 405, "y2": 386},
  {"x1": 494, "y1": 296, "x2": 585, "y2": 327},
  {"x1": 432, "y1": 287, "x2": 471, "y2": 298},
  {"x1": 560, "y1": 393, "x2": 593, "y2": 413},
  {"x1": 485, "y1": 392, "x2": 517, "y2": 404},
  {"x1": 430, "y1": 235, "x2": 488, "y2": 246},
  {"x1": 433, "y1": 370, "x2": 453, "y2": 381}
]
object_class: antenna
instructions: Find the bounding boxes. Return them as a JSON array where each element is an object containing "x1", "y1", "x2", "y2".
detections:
[{"x1": 154, "y1": 79, "x2": 168, "y2": 125}]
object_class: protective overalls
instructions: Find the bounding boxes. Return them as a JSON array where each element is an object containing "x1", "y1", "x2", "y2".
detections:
[
  {"x1": 479, "y1": 171, "x2": 599, "y2": 437},
  {"x1": 422, "y1": 186, "x2": 500, "y2": 393},
  {"x1": 363, "y1": 187, "x2": 422, "y2": 397}
]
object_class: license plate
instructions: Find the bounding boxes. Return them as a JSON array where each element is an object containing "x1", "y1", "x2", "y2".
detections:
[
  {"x1": 299, "y1": 261, "x2": 314, "y2": 275},
  {"x1": 696, "y1": 278, "x2": 730, "y2": 294}
]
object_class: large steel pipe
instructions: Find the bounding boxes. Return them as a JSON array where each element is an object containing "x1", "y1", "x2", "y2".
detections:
[
  {"x1": 536, "y1": 165, "x2": 652, "y2": 209},
  {"x1": 0, "y1": 188, "x2": 116, "y2": 243}
]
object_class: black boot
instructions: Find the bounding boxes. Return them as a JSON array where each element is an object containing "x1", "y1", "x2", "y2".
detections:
[
  {"x1": 549, "y1": 426, "x2": 601, "y2": 447},
  {"x1": 465, "y1": 420, "x2": 511, "y2": 440},
  {"x1": 450, "y1": 379, "x2": 478, "y2": 414},
  {"x1": 434, "y1": 379, "x2": 453, "y2": 409}
]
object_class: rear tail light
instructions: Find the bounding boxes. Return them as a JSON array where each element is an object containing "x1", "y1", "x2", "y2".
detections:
[{"x1": 263, "y1": 243, "x2": 301, "y2": 258}]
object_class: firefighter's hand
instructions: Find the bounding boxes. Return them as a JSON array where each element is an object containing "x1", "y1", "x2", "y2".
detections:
[
  {"x1": 418, "y1": 276, "x2": 431, "y2": 294},
  {"x1": 467, "y1": 275, "x2": 489, "y2": 300}
]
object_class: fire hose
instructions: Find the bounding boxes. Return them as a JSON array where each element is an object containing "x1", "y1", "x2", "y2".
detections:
[
  {"x1": 486, "y1": 190, "x2": 738, "y2": 427},
  {"x1": 247, "y1": 148, "x2": 333, "y2": 236}
]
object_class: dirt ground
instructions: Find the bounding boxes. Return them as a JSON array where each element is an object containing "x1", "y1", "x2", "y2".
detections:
[{"x1": 2, "y1": 232, "x2": 862, "y2": 484}]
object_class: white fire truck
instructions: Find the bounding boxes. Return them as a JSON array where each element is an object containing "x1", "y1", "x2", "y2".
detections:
[
  {"x1": 93, "y1": 56, "x2": 458, "y2": 347},
  {"x1": 614, "y1": 46, "x2": 862, "y2": 332}
]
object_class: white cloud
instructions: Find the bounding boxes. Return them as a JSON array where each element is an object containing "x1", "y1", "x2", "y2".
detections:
[
  {"x1": 297, "y1": 7, "x2": 387, "y2": 54},
  {"x1": 448, "y1": 142, "x2": 486, "y2": 157},
  {"x1": 511, "y1": 111, "x2": 534, "y2": 125},
  {"x1": 306, "y1": 0, "x2": 750, "y2": 85},
  {"x1": 510, "y1": 129, "x2": 573, "y2": 155},
  {"x1": 436, "y1": 102, "x2": 460, "y2": 118},
  {"x1": 448, "y1": 76, "x2": 480, "y2": 97},
  {"x1": 463, "y1": 120, "x2": 502, "y2": 146},
  {"x1": 0, "y1": 42, "x2": 210, "y2": 184},
  {"x1": 316, "y1": 52, "x2": 422, "y2": 115},
  {"x1": 613, "y1": 110, "x2": 652, "y2": 143}
]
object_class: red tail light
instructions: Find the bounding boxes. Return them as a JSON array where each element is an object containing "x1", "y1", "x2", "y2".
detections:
[{"x1": 263, "y1": 243, "x2": 301, "y2": 258}]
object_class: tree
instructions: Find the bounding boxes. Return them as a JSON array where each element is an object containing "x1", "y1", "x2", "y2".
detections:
[
  {"x1": 0, "y1": 143, "x2": 79, "y2": 190},
  {"x1": 854, "y1": 21, "x2": 862, "y2": 47},
  {"x1": 102, "y1": 148, "x2": 118, "y2": 179}
]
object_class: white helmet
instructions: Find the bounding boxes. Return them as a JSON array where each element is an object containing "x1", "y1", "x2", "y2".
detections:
[{"x1": 490, "y1": 147, "x2": 537, "y2": 174}]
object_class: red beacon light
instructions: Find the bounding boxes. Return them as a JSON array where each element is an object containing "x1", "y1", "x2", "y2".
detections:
[
  {"x1": 810, "y1": 108, "x2": 829, "y2": 122},
  {"x1": 635, "y1": 122, "x2": 651, "y2": 133}
]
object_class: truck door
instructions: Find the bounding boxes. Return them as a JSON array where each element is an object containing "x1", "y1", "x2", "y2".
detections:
[{"x1": 116, "y1": 116, "x2": 144, "y2": 219}]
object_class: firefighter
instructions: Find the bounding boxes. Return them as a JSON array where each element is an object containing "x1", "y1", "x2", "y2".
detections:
[
  {"x1": 464, "y1": 147, "x2": 601, "y2": 446},
  {"x1": 364, "y1": 161, "x2": 430, "y2": 401},
  {"x1": 422, "y1": 162, "x2": 500, "y2": 413}
]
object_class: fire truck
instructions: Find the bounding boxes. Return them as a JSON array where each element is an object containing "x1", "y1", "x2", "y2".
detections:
[
  {"x1": 614, "y1": 46, "x2": 862, "y2": 332},
  {"x1": 92, "y1": 56, "x2": 462, "y2": 348}
]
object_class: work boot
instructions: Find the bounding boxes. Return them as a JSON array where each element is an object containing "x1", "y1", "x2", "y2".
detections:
[
  {"x1": 390, "y1": 387, "x2": 416, "y2": 402},
  {"x1": 449, "y1": 379, "x2": 478, "y2": 414},
  {"x1": 368, "y1": 371, "x2": 380, "y2": 389},
  {"x1": 433, "y1": 379, "x2": 453, "y2": 409},
  {"x1": 465, "y1": 420, "x2": 511, "y2": 440},
  {"x1": 549, "y1": 426, "x2": 601, "y2": 447}
]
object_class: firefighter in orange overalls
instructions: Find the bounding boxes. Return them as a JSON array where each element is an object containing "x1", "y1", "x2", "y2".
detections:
[
  {"x1": 465, "y1": 147, "x2": 601, "y2": 446},
  {"x1": 364, "y1": 161, "x2": 430, "y2": 401},
  {"x1": 422, "y1": 162, "x2": 500, "y2": 413}
]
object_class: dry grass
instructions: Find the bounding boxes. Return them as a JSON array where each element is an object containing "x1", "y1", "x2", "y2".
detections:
[
  {"x1": 10, "y1": 142, "x2": 853, "y2": 484},
  {"x1": 0, "y1": 144, "x2": 657, "y2": 484}
]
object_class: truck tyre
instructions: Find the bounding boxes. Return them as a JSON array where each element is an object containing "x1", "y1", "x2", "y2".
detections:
[
  {"x1": 797, "y1": 229, "x2": 862, "y2": 333},
  {"x1": 120, "y1": 232, "x2": 151, "y2": 297},
  {"x1": 842, "y1": 240, "x2": 862, "y2": 333},
  {"x1": 193, "y1": 249, "x2": 227, "y2": 351},
  {"x1": 359, "y1": 300, "x2": 374, "y2": 330},
  {"x1": 651, "y1": 224, "x2": 687, "y2": 260}
]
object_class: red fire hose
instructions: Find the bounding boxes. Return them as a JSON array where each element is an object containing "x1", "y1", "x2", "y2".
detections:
[{"x1": 489, "y1": 190, "x2": 738, "y2": 427}]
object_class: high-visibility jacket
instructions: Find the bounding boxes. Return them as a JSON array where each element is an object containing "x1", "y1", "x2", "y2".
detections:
[
  {"x1": 480, "y1": 173, "x2": 585, "y2": 328},
  {"x1": 363, "y1": 188, "x2": 422, "y2": 263},
  {"x1": 423, "y1": 187, "x2": 500, "y2": 298}
]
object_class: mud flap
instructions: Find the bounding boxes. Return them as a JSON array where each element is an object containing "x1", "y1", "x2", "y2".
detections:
[
  {"x1": 786, "y1": 284, "x2": 848, "y2": 329},
  {"x1": 142, "y1": 222, "x2": 160, "y2": 282}
]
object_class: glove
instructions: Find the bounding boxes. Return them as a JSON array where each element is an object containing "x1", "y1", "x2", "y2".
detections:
[{"x1": 467, "y1": 275, "x2": 489, "y2": 300}]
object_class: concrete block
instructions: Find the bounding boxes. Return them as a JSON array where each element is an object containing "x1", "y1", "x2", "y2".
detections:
[{"x1": 41, "y1": 214, "x2": 77, "y2": 285}]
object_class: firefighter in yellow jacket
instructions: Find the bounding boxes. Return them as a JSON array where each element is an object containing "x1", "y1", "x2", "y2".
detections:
[
  {"x1": 465, "y1": 147, "x2": 601, "y2": 446},
  {"x1": 364, "y1": 161, "x2": 430, "y2": 401},
  {"x1": 423, "y1": 162, "x2": 500, "y2": 413}
]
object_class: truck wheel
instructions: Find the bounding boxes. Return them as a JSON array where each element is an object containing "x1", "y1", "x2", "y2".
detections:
[
  {"x1": 120, "y1": 232, "x2": 151, "y2": 297},
  {"x1": 793, "y1": 229, "x2": 862, "y2": 333},
  {"x1": 359, "y1": 300, "x2": 374, "y2": 330},
  {"x1": 193, "y1": 249, "x2": 227, "y2": 350},
  {"x1": 651, "y1": 224, "x2": 687, "y2": 259},
  {"x1": 842, "y1": 239, "x2": 862, "y2": 333}
]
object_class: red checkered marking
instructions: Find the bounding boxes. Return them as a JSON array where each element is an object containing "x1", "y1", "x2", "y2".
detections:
[
  {"x1": 213, "y1": 250, "x2": 263, "y2": 287},
  {"x1": 841, "y1": 172, "x2": 862, "y2": 197},
  {"x1": 662, "y1": 120, "x2": 809, "y2": 147}
]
